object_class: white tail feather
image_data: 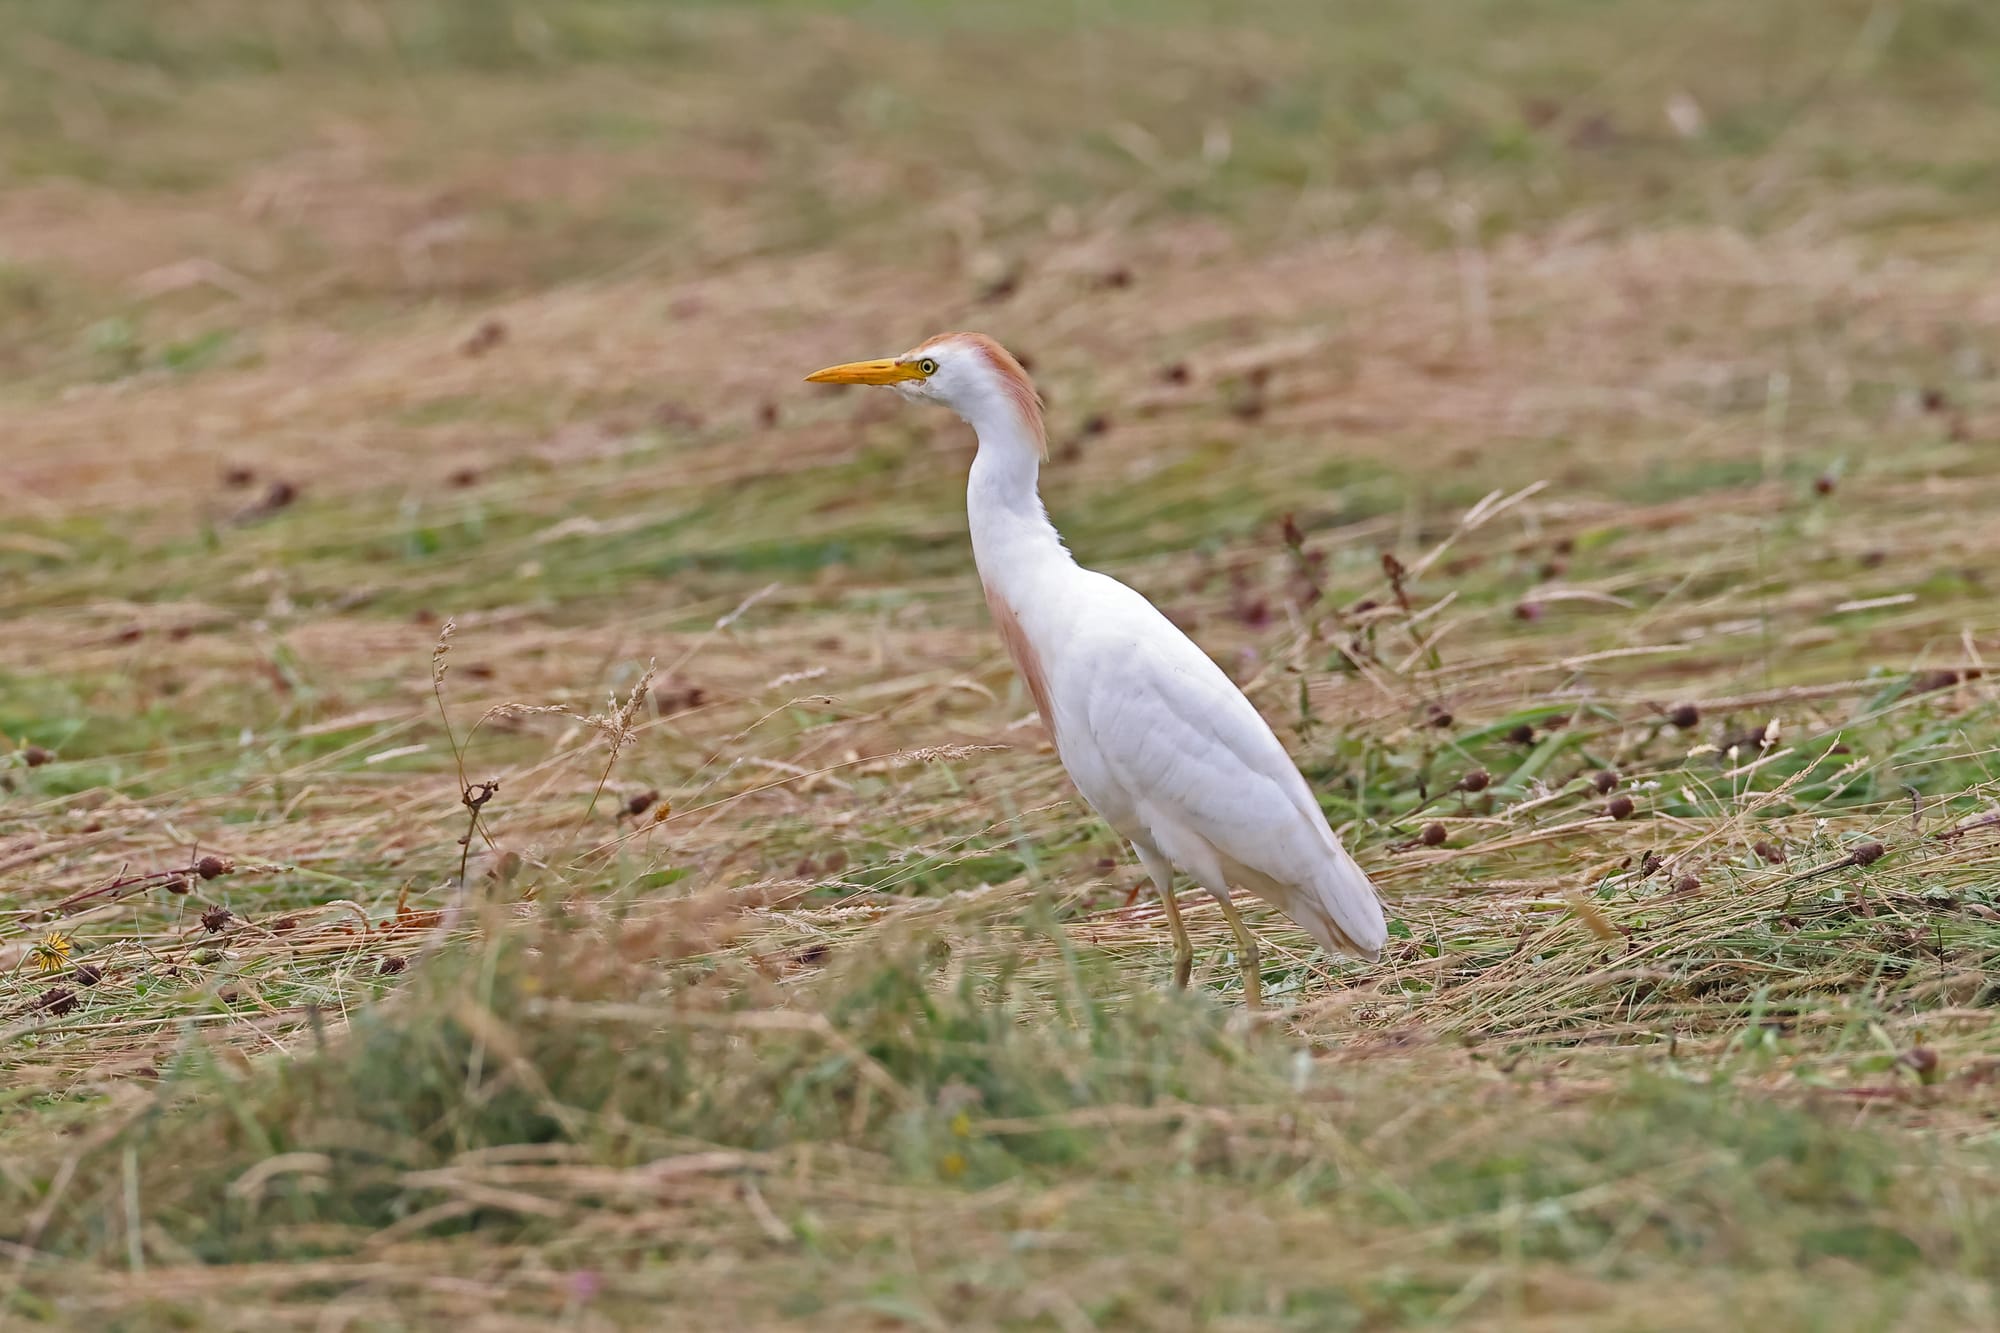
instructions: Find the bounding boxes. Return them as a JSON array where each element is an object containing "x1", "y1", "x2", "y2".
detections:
[{"x1": 1299, "y1": 846, "x2": 1388, "y2": 961}]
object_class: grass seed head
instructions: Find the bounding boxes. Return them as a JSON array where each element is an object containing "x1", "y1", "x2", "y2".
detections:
[
  {"x1": 431, "y1": 619, "x2": 455, "y2": 689},
  {"x1": 195, "y1": 854, "x2": 233, "y2": 880}
]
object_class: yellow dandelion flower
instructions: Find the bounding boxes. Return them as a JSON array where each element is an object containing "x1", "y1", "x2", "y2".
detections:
[{"x1": 29, "y1": 931, "x2": 73, "y2": 974}]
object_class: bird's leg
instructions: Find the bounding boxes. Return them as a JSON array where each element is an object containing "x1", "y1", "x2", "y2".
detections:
[
  {"x1": 1214, "y1": 891, "x2": 1262, "y2": 1010},
  {"x1": 1135, "y1": 845, "x2": 1194, "y2": 991},
  {"x1": 1156, "y1": 878, "x2": 1194, "y2": 989}
]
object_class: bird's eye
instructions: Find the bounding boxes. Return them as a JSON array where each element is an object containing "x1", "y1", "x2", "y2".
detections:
[{"x1": 917, "y1": 358, "x2": 939, "y2": 376}]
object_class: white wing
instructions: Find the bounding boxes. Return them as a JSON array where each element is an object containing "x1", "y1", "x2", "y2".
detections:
[{"x1": 1054, "y1": 573, "x2": 1388, "y2": 959}]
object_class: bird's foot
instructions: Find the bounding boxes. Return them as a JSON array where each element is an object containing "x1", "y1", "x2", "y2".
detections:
[{"x1": 1223, "y1": 1003, "x2": 1285, "y2": 1040}]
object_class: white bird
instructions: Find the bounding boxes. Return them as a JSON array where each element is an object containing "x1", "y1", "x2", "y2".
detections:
[{"x1": 807, "y1": 333, "x2": 1387, "y2": 1004}]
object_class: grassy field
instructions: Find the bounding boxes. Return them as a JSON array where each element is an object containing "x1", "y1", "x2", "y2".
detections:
[{"x1": 5, "y1": 0, "x2": 2000, "y2": 1327}]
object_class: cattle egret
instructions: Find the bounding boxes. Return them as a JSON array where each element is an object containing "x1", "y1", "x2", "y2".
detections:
[{"x1": 807, "y1": 333, "x2": 1388, "y2": 1004}]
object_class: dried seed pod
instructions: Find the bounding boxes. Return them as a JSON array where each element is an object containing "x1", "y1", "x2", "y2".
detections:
[
  {"x1": 1675, "y1": 873, "x2": 1702, "y2": 895},
  {"x1": 1900, "y1": 1047, "x2": 1940, "y2": 1083},
  {"x1": 1606, "y1": 794, "x2": 1636, "y2": 820},
  {"x1": 196, "y1": 854, "x2": 233, "y2": 880},
  {"x1": 1753, "y1": 840, "x2": 1786, "y2": 865},
  {"x1": 379, "y1": 955, "x2": 408, "y2": 976},
  {"x1": 1420, "y1": 822, "x2": 1448, "y2": 847},
  {"x1": 1668, "y1": 702, "x2": 1701, "y2": 729},
  {"x1": 1591, "y1": 770, "x2": 1619, "y2": 794},
  {"x1": 461, "y1": 317, "x2": 507, "y2": 357},
  {"x1": 1851, "y1": 841, "x2": 1886, "y2": 866},
  {"x1": 200, "y1": 905, "x2": 232, "y2": 933},
  {"x1": 1457, "y1": 768, "x2": 1491, "y2": 793}
]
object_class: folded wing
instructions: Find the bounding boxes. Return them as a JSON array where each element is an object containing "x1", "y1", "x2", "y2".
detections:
[{"x1": 1074, "y1": 590, "x2": 1388, "y2": 959}]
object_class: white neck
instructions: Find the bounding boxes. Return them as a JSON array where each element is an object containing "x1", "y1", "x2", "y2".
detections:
[{"x1": 961, "y1": 396, "x2": 1070, "y2": 600}]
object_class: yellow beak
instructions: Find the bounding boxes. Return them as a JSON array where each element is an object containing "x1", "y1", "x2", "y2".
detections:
[{"x1": 804, "y1": 357, "x2": 925, "y2": 385}]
